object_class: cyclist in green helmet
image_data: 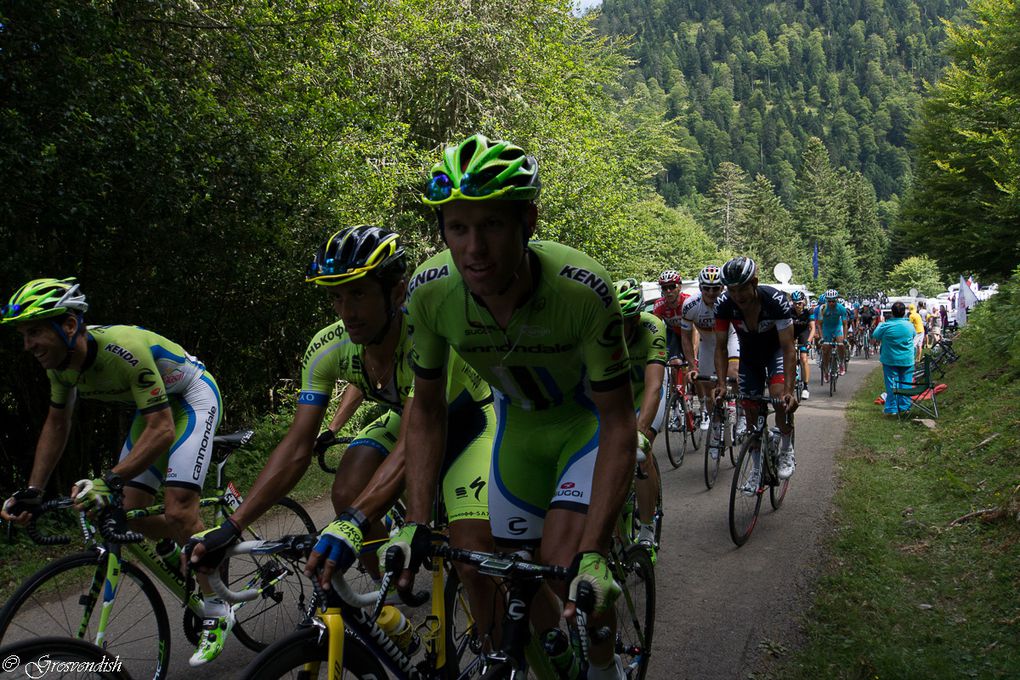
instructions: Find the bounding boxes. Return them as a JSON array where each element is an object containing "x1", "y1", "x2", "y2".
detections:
[
  {"x1": 615, "y1": 278, "x2": 667, "y2": 556},
  {"x1": 0, "y1": 277, "x2": 232, "y2": 666},
  {"x1": 383, "y1": 134, "x2": 635, "y2": 679}
]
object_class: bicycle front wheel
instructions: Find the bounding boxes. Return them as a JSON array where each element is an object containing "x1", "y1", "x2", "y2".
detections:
[
  {"x1": 664, "y1": 392, "x2": 687, "y2": 468},
  {"x1": 0, "y1": 636, "x2": 132, "y2": 679},
  {"x1": 239, "y1": 625, "x2": 387, "y2": 679},
  {"x1": 704, "y1": 421, "x2": 721, "y2": 490},
  {"x1": 728, "y1": 438, "x2": 764, "y2": 547},
  {"x1": 227, "y1": 497, "x2": 317, "y2": 651},
  {"x1": 611, "y1": 544, "x2": 655, "y2": 680},
  {"x1": 0, "y1": 550, "x2": 170, "y2": 680},
  {"x1": 685, "y1": 394, "x2": 702, "y2": 451}
]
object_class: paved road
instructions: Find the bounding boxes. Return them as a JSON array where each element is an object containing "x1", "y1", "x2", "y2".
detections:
[
  {"x1": 1, "y1": 359, "x2": 874, "y2": 679},
  {"x1": 649, "y1": 359, "x2": 873, "y2": 679}
]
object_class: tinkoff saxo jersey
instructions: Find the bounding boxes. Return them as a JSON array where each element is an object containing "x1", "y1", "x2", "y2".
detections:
[
  {"x1": 298, "y1": 313, "x2": 489, "y2": 412},
  {"x1": 405, "y1": 240, "x2": 630, "y2": 411},
  {"x1": 48, "y1": 325, "x2": 205, "y2": 412}
]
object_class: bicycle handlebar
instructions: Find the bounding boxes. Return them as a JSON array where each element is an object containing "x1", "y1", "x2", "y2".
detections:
[
  {"x1": 314, "y1": 432, "x2": 353, "y2": 474},
  {"x1": 24, "y1": 498, "x2": 78, "y2": 545}
]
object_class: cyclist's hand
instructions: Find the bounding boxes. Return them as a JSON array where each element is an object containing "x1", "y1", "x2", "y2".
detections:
[
  {"x1": 72, "y1": 474, "x2": 122, "y2": 512},
  {"x1": 377, "y1": 522, "x2": 431, "y2": 591},
  {"x1": 313, "y1": 429, "x2": 336, "y2": 455},
  {"x1": 564, "y1": 551, "x2": 621, "y2": 621},
  {"x1": 186, "y1": 518, "x2": 242, "y2": 574},
  {"x1": 2, "y1": 487, "x2": 42, "y2": 525},
  {"x1": 636, "y1": 431, "x2": 651, "y2": 456},
  {"x1": 305, "y1": 511, "x2": 365, "y2": 590},
  {"x1": 782, "y1": 391, "x2": 799, "y2": 413},
  {"x1": 712, "y1": 384, "x2": 726, "y2": 403}
]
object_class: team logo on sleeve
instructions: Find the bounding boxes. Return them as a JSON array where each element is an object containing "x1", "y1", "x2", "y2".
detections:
[
  {"x1": 557, "y1": 265, "x2": 613, "y2": 308},
  {"x1": 597, "y1": 317, "x2": 623, "y2": 349}
]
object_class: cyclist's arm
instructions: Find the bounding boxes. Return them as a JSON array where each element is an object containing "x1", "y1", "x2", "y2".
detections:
[
  {"x1": 111, "y1": 406, "x2": 176, "y2": 480},
  {"x1": 636, "y1": 363, "x2": 664, "y2": 440},
  {"x1": 713, "y1": 326, "x2": 729, "y2": 392},
  {"x1": 229, "y1": 404, "x2": 323, "y2": 530},
  {"x1": 27, "y1": 401, "x2": 75, "y2": 489},
  {"x1": 680, "y1": 326, "x2": 697, "y2": 373},
  {"x1": 403, "y1": 373, "x2": 448, "y2": 524},
  {"x1": 583, "y1": 382, "x2": 637, "y2": 553},
  {"x1": 326, "y1": 384, "x2": 364, "y2": 434}
]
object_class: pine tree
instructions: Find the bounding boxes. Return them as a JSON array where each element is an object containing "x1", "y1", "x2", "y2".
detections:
[{"x1": 704, "y1": 161, "x2": 750, "y2": 249}]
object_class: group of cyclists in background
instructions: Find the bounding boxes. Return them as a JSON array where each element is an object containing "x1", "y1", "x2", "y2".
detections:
[{"x1": 1, "y1": 132, "x2": 903, "y2": 679}]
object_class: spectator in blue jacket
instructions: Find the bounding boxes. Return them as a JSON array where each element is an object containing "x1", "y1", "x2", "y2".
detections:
[{"x1": 872, "y1": 301, "x2": 916, "y2": 415}]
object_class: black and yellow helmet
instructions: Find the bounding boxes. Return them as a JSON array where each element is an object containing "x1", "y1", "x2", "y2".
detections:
[
  {"x1": 306, "y1": 226, "x2": 407, "y2": 287},
  {"x1": 615, "y1": 278, "x2": 643, "y2": 318}
]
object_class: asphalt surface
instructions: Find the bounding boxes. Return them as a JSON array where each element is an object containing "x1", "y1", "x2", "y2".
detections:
[{"x1": 1, "y1": 359, "x2": 876, "y2": 679}]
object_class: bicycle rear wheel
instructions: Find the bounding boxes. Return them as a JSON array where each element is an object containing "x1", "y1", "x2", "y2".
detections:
[
  {"x1": 611, "y1": 544, "x2": 655, "y2": 680},
  {"x1": 226, "y1": 497, "x2": 317, "y2": 651},
  {"x1": 239, "y1": 625, "x2": 387, "y2": 679},
  {"x1": 0, "y1": 636, "x2": 132, "y2": 679},
  {"x1": 664, "y1": 391, "x2": 687, "y2": 468},
  {"x1": 728, "y1": 438, "x2": 764, "y2": 547},
  {"x1": 0, "y1": 550, "x2": 170, "y2": 680}
]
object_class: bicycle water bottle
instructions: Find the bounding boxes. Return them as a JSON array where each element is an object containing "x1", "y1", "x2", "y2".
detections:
[
  {"x1": 377, "y1": 605, "x2": 420, "y2": 655},
  {"x1": 155, "y1": 538, "x2": 181, "y2": 574},
  {"x1": 542, "y1": 628, "x2": 581, "y2": 680}
]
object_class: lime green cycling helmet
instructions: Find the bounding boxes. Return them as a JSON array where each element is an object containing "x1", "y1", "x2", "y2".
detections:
[
  {"x1": 615, "y1": 278, "x2": 643, "y2": 318},
  {"x1": 2, "y1": 278, "x2": 89, "y2": 325},
  {"x1": 422, "y1": 134, "x2": 540, "y2": 207}
]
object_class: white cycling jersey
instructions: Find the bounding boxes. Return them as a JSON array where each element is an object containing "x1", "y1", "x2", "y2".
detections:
[{"x1": 680, "y1": 293, "x2": 739, "y2": 374}]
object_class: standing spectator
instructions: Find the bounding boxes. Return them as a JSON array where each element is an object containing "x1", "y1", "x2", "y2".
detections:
[
  {"x1": 873, "y1": 302, "x2": 916, "y2": 415},
  {"x1": 908, "y1": 303, "x2": 925, "y2": 362},
  {"x1": 939, "y1": 304, "x2": 949, "y2": 331}
]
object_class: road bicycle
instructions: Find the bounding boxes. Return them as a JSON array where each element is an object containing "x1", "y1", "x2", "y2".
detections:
[
  {"x1": 663, "y1": 362, "x2": 701, "y2": 468},
  {"x1": 619, "y1": 449, "x2": 663, "y2": 560},
  {"x1": 728, "y1": 396, "x2": 793, "y2": 547},
  {"x1": 229, "y1": 531, "x2": 655, "y2": 680},
  {"x1": 0, "y1": 636, "x2": 132, "y2": 679},
  {"x1": 0, "y1": 430, "x2": 316, "y2": 680},
  {"x1": 820, "y1": 341, "x2": 844, "y2": 396},
  {"x1": 702, "y1": 376, "x2": 739, "y2": 489}
]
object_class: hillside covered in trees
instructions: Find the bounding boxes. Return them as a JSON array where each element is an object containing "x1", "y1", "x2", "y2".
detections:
[{"x1": 590, "y1": 0, "x2": 969, "y2": 291}]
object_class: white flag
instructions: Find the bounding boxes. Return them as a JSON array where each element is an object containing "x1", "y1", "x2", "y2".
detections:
[{"x1": 958, "y1": 275, "x2": 979, "y2": 326}]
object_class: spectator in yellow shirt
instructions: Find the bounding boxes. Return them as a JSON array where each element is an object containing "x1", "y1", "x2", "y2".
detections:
[{"x1": 908, "y1": 303, "x2": 924, "y2": 362}]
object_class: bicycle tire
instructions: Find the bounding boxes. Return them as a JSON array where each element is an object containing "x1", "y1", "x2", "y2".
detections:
[
  {"x1": 611, "y1": 544, "x2": 655, "y2": 680},
  {"x1": 728, "y1": 438, "x2": 764, "y2": 547},
  {"x1": 0, "y1": 550, "x2": 171, "y2": 680},
  {"x1": 769, "y1": 434, "x2": 791, "y2": 510},
  {"x1": 652, "y1": 454, "x2": 663, "y2": 547},
  {"x1": 226, "y1": 497, "x2": 318, "y2": 652},
  {"x1": 239, "y1": 625, "x2": 387, "y2": 679},
  {"x1": 664, "y1": 391, "x2": 687, "y2": 468},
  {"x1": 703, "y1": 417, "x2": 721, "y2": 490},
  {"x1": 685, "y1": 394, "x2": 702, "y2": 451},
  {"x1": 730, "y1": 402, "x2": 743, "y2": 467},
  {"x1": 443, "y1": 565, "x2": 485, "y2": 679},
  {"x1": 0, "y1": 636, "x2": 133, "y2": 679}
]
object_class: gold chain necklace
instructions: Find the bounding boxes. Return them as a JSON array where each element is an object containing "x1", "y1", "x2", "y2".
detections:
[{"x1": 363, "y1": 352, "x2": 395, "y2": 390}]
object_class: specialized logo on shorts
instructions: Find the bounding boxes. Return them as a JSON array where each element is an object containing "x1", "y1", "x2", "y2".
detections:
[
  {"x1": 105, "y1": 343, "x2": 140, "y2": 367},
  {"x1": 469, "y1": 476, "x2": 485, "y2": 501},
  {"x1": 407, "y1": 264, "x2": 450, "y2": 296},
  {"x1": 557, "y1": 265, "x2": 613, "y2": 308}
]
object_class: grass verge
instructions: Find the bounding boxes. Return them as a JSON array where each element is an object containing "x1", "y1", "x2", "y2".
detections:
[{"x1": 780, "y1": 351, "x2": 1020, "y2": 679}]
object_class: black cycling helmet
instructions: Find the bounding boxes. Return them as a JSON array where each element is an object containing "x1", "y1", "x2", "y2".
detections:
[
  {"x1": 306, "y1": 225, "x2": 408, "y2": 345},
  {"x1": 306, "y1": 225, "x2": 407, "y2": 290},
  {"x1": 790, "y1": 290, "x2": 806, "y2": 302},
  {"x1": 720, "y1": 256, "x2": 757, "y2": 287}
]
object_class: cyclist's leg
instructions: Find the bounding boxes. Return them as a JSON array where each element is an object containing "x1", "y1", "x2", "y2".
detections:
[
  {"x1": 442, "y1": 400, "x2": 498, "y2": 646},
  {"x1": 635, "y1": 385, "x2": 665, "y2": 531},
  {"x1": 333, "y1": 411, "x2": 400, "y2": 575}
]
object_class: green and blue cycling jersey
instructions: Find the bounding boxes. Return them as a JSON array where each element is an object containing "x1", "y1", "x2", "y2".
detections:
[
  {"x1": 48, "y1": 325, "x2": 221, "y2": 493},
  {"x1": 297, "y1": 314, "x2": 493, "y2": 522},
  {"x1": 405, "y1": 240, "x2": 630, "y2": 543},
  {"x1": 814, "y1": 303, "x2": 849, "y2": 342},
  {"x1": 625, "y1": 311, "x2": 668, "y2": 434}
]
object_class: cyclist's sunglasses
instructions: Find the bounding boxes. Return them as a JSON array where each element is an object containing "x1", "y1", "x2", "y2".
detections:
[
  {"x1": 424, "y1": 171, "x2": 517, "y2": 203},
  {"x1": 700, "y1": 285, "x2": 723, "y2": 294},
  {"x1": 660, "y1": 283, "x2": 678, "y2": 290}
]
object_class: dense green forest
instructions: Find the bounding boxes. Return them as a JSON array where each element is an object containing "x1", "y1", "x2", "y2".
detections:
[{"x1": 1, "y1": 0, "x2": 1017, "y2": 488}]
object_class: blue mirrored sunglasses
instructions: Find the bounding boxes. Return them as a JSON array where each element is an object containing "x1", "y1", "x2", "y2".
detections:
[{"x1": 425, "y1": 172, "x2": 506, "y2": 202}]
